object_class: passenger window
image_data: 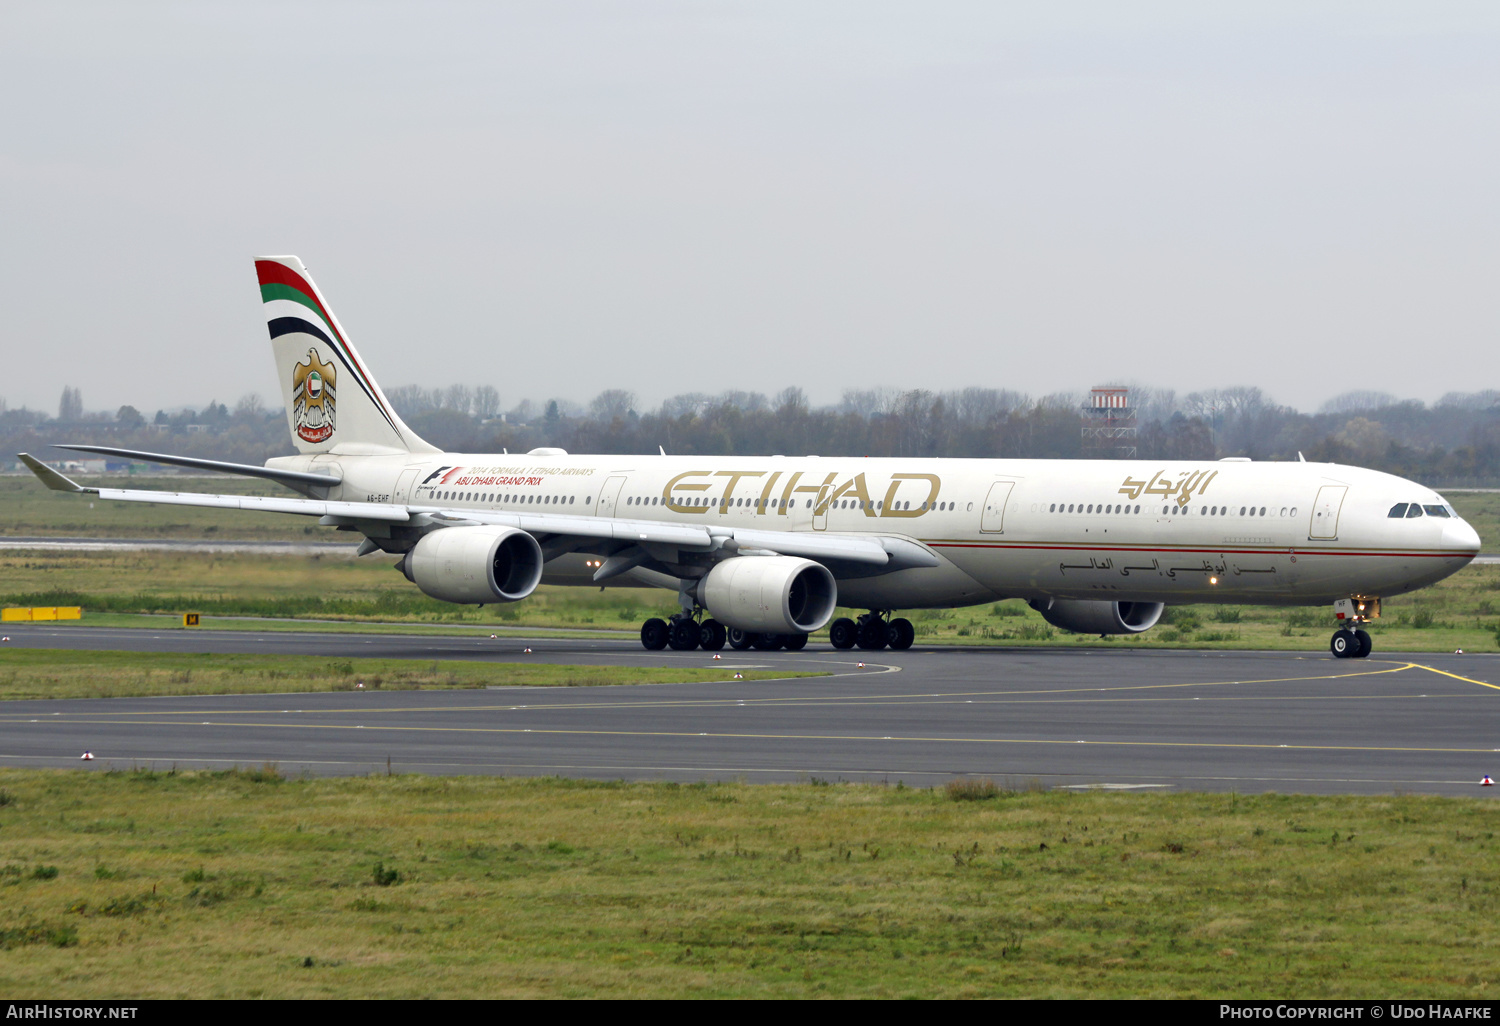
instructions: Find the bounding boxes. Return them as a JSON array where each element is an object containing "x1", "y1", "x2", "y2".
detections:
[
  {"x1": 1388, "y1": 503, "x2": 1409, "y2": 518},
  {"x1": 1423, "y1": 505, "x2": 1449, "y2": 518},
  {"x1": 1406, "y1": 504, "x2": 1424, "y2": 518}
]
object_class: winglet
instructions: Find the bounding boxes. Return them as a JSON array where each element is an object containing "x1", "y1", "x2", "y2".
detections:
[{"x1": 17, "y1": 453, "x2": 93, "y2": 493}]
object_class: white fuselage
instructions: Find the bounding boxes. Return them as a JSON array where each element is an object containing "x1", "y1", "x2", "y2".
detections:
[{"x1": 272, "y1": 451, "x2": 1480, "y2": 610}]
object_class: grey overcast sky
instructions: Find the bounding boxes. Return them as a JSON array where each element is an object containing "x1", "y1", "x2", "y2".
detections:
[{"x1": 1, "y1": 2, "x2": 1496, "y2": 416}]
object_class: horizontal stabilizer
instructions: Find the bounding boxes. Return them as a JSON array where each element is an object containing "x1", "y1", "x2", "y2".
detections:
[
  {"x1": 17, "y1": 453, "x2": 91, "y2": 493},
  {"x1": 55, "y1": 445, "x2": 341, "y2": 488}
]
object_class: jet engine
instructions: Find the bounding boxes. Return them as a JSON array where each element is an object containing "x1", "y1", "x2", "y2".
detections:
[
  {"x1": 402, "y1": 525, "x2": 544, "y2": 604},
  {"x1": 1029, "y1": 599, "x2": 1165, "y2": 635},
  {"x1": 695, "y1": 556, "x2": 837, "y2": 634}
]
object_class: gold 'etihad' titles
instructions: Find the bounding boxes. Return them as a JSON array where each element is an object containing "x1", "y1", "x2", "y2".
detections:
[
  {"x1": 1118, "y1": 469, "x2": 1219, "y2": 505},
  {"x1": 662, "y1": 470, "x2": 941, "y2": 517}
]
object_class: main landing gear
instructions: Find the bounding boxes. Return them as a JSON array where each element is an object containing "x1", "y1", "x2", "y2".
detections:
[
  {"x1": 828, "y1": 612, "x2": 914, "y2": 651},
  {"x1": 639, "y1": 614, "x2": 809, "y2": 652},
  {"x1": 1329, "y1": 597, "x2": 1377, "y2": 659}
]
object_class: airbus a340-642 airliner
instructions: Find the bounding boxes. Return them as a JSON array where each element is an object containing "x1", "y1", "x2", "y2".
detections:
[{"x1": 21, "y1": 256, "x2": 1480, "y2": 658}]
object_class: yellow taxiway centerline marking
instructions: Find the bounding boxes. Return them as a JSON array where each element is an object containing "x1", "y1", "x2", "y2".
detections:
[{"x1": 1404, "y1": 662, "x2": 1500, "y2": 691}]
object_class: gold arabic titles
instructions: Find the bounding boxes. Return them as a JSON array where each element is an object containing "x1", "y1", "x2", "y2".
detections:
[{"x1": 1118, "y1": 469, "x2": 1218, "y2": 505}]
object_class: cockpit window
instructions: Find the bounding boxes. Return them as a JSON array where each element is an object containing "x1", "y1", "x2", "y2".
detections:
[
  {"x1": 1405, "y1": 504, "x2": 1424, "y2": 518},
  {"x1": 1422, "y1": 505, "x2": 1450, "y2": 518},
  {"x1": 1388, "y1": 503, "x2": 1409, "y2": 518}
]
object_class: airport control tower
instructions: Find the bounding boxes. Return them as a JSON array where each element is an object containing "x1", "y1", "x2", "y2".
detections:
[{"x1": 1081, "y1": 386, "x2": 1137, "y2": 459}]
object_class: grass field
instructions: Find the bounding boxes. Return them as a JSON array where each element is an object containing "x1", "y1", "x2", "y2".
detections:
[
  {"x1": 0, "y1": 650, "x2": 819, "y2": 701},
  {"x1": 0, "y1": 770, "x2": 1493, "y2": 998}
]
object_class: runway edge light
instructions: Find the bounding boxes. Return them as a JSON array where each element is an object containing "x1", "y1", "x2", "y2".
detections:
[
  {"x1": 80, "y1": 751, "x2": 94, "y2": 761},
  {"x1": 1482, "y1": 775, "x2": 1494, "y2": 786}
]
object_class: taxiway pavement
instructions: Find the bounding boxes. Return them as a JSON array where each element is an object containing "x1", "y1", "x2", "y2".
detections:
[{"x1": 1, "y1": 624, "x2": 1497, "y2": 796}]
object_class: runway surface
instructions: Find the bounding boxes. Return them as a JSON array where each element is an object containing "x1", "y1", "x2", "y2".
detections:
[{"x1": 2, "y1": 624, "x2": 1499, "y2": 796}]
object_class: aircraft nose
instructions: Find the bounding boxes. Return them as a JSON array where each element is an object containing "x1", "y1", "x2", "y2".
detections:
[{"x1": 1442, "y1": 518, "x2": 1481, "y2": 557}]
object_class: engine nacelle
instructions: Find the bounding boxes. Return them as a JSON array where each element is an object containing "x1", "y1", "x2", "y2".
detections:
[
  {"x1": 1029, "y1": 599, "x2": 1165, "y2": 635},
  {"x1": 695, "y1": 556, "x2": 837, "y2": 634},
  {"x1": 403, "y1": 526, "x2": 544, "y2": 605}
]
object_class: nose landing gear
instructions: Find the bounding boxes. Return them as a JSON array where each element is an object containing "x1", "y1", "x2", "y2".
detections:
[
  {"x1": 1329, "y1": 597, "x2": 1377, "y2": 659},
  {"x1": 1329, "y1": 627, "x2": 1372, "y2": 659}
]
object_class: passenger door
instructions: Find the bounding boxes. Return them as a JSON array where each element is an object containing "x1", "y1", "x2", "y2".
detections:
[
  {"x1": 393, "y1": 468, "x2": 420, "y2": 505},
  {"x1": 980, "y1": 481, "x2": 1016, "y2": 534},
  {"x1": 1309, "y1": 485, "x2": 1348, "y2": 540},
  {"x1": 595, "y1": 476, "x2": 627, "y2": 518}
]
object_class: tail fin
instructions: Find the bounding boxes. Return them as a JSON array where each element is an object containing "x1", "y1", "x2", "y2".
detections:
[{"x1": 255, "y1": 256, "x2": 436, "y2": 455}]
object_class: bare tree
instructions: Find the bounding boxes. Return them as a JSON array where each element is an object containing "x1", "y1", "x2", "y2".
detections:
[
  {"x1": 388, "y1": 385, "x2": 438, "y2": 417},
  {"x1": 774, "y1": 387, "x2": 808, "y2": 413},
  {"x1": 442, "y1": 384, "x2": 474, "y2": 415},
  {"x1": 661, "y1": 393, "x2": 712, "y2": 418},
  {"x1": 1320, "y1": 390, "x2": 1402, "y2": 414},
  {"x1": 840, "y1": 388, "x2": 898, "y2": 417},
  {"x1": 589, "y1": 389, "x2": 636, "y2": 422},
  {"x1": 1437, "y1": 390, "x2": 1500, "y2": 410},
  {"x1": 234, "y1": 393, "x2": 266, "y2": 419},
  {"x1": 474, "y1": 385, "x2": 501, "y2": 420},
  {"x1": 58, "y1": 385, "x2": 83, "y2": 422}
]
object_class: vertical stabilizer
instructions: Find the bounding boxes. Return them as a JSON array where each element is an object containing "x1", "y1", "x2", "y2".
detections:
[{"x1": 255, "y1": 256, "x2": 436, "y2": 454}]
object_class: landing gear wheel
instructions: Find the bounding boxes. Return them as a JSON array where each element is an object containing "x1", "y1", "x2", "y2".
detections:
[
  {"x1": 668, "y1": 619, "x2": 700, "y2": 651},
  {"x1": 699, "y1": 619, "x2": 727, "y2": 651},
  {"x1": 782, "y1": 633, "x2": 808, "y2": 652},
  {"x1": 728, "y1": 628, "x2": 754, "y2": 651},
  {"x1": 641, "y1": 618, "x2": 668, "y2": 651},
  {"x1": 887, "y1": 617, "x2": 915, "y2": 651},
  {"x1": 856, "y1": 617, "x2": 888, "y2": 650},
  {"x1": 829, "y1": 618, "x2": 856, "y2": 650},
  {"x1": 1354, "y1": 629, "x2": 1372, "y2": 658},
  {"x1": 1329, "y1": 630, "x2": 1355, "y2": 659},
  {"x1": 753, "y1": 633, "x2": 784, "y2": 651}
]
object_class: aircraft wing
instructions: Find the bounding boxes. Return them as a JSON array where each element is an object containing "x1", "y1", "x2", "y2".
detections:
[{"x1": 18, "y1": 454, "x2": 933, "y2": 571}]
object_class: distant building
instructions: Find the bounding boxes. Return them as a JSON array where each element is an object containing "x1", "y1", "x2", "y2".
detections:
[{"x1": 1081, "y1": 387, "x2": 1137, "y2": 459}]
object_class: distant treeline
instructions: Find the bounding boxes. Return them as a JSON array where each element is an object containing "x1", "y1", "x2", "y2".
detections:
[{"x1": 5, "y1": 383, "x2": 1500, "y2": 487}]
